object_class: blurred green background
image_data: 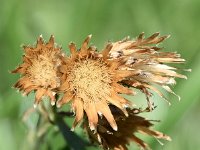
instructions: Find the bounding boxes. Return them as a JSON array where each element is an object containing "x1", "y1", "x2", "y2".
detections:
[{"x1": 0, "y1": 0, "x2": 200, "y2": 150}]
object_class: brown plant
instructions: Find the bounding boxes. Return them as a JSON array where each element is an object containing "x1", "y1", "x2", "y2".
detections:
[{"x1": 12, "y1": 33, "x2": 187, "y2": 150}]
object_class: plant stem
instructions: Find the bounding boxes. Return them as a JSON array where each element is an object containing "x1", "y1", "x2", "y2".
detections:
[
  {"x1": 52, "y1": 95, "x2": 88, "y2": 150},
  {"x1": 55, "y1": 116, "x2": 88, "y2": 150}
]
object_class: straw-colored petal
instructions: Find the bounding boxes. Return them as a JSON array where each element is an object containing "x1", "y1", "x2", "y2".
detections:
[
  {"x1": 69, "y1": 42, "x2": 77, "y2": 58},
  {"x1": 36, "y1": 35, "x2": 44, "y2": 49},
  {"x1": 57, "y1": 91, "x2": 73, "y2": 108},
  {"x1": 106, "y1": 96, "x2": 128, "y2": 117},
  {"x1": 46, "y1": 35, "x2": 55, "y2": 48},
  {"x1": 23, "y1": 85, "x2": 38, "y2": 96},
  {"x1": 112, "y1": 82, "x2": 135, "y2": 95},
  {"x1": 84, "y1": 102, "x2": 98, "y2": 131},
  {"x1": 80, "y1": 35, "x2": 92, "y2": 56},
  {"x1": 46, "y1": 90, "x2": 56, "y2": 105},
  {"x1": 138, "y1": 126, "x2": 171, "y2": 141},
  {"x1": 34, "y1": 88, "x2": 47, "y2": 105},
  {"x1": 131, "y1": 135, "x2": 149, "y2": 149},
  {"x1": 58, "y1": 80, "x2": 70, "y2": 91},
  {"x1": 95, "y1": 101, "x2": 117, "y2": 131},
  {"x1": 101, "y1": 43, "x2": 113, "y2": 60},
  {"x1": 72, "y1": 98, "x2": 84, "y2": 130}
]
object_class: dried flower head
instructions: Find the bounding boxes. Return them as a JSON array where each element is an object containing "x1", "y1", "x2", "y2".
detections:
[
  {"x1": 57, "y1": 35, "x2": 135, "y2": 131},
  {"x1": 58, "y1": 33, "x2": 187, "y2": 131},
  {"x1": 12, "y1": 35, "x2": 63, "y2": 107},
  {"x1": 84, "y1": 105, "x2": 171, "y2": 150},
  {"x1": 110, "y1": 32, "x2": 188, "y2": 110}
]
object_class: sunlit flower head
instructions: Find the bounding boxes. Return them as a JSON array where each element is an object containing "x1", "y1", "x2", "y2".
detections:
[
  {"x1": 12, "y1": 35, "x2": 63, "y2": 107},
  {"x1": 57, "y1": 35, "x2": 135, "y2": 131},
  {"x1": 84, "y1": 105, "x2": 171, "y2": 150}
]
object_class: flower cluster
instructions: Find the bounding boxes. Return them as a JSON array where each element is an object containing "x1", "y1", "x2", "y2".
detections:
[{"x1": 12, "y1": 33, "x2": 186, "y2": 149}]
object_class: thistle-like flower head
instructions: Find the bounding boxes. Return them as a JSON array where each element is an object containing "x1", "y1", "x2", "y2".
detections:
[
  {"x1": 84, "y1": 106, "x2": 171, "y2": 150},
  {"x1": 57, "y1": 35, "x2": 135, "y2": 131},
  {"x1": 12, "y1": 35, "x2": 63, "y2": 107},
  {"x1": 110, "y1": 33, "x2": 188, "y2": 109}
]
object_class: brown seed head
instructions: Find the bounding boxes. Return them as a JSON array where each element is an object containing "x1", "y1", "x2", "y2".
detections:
[
  {"x1": 67, "y1": 59, "x2": 111, "y2": 103},
  {"x1": 26, "y1": 53, "x2": 60, "y2": 88},
  {"x1": 12, "y1": 35, "x2": 63, "y2": 106},
  {"x1": 84, "y1": 106, "x2": 171, "y2": 150},
  {"x1": 57, "y1": 35, "x2": 133, "y2": 131}
]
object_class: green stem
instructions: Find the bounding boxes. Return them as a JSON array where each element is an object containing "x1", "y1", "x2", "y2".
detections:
[
  {"x1": 55, "y1": 116, "x2": 88, "y2": 150},
  {"x1": 52, "y1": 95, "x2": 89, "y2": 150}
]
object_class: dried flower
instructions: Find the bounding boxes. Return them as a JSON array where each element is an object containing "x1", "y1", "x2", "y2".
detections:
[
  {"x1": 57, "y1": 35, "x2": 135, "y2": 131},
  {"x1": 12, "y1": 35, "x2": 63, "y2": 107},
  {"x1": 110, "y1": 32, "x2": 188, "y2": 110},
  {"x1": 58, "y1": 33, "x2": 187, "y2": 131},
  {"x1": 12, "y1": 33, "x2": 186, "y2": 132},
  {"x1": 84, "y1": 105, "x2": 171, "y2": 150}
]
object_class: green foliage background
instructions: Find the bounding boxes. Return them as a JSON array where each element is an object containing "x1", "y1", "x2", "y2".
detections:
[{"x1": 0, "y1": 0, "x2": 200, "y2": 150}]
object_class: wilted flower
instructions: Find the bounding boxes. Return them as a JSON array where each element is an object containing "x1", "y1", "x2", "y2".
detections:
[
  {"x1": 57, "y1": 35, "x2": 135, "y2": 131},
  {"x1": 57, "y1": 33, "x2": 186, "y2": 131},
  {"x1": 84, "y1": 105, "x2": 171, "y2": 150},
  {"x1": 110, "y1": 32, "x2": 188, "y2": 109},
  {"x1": 12, "y1": 35, "x2": 63, "y2": 107}
]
